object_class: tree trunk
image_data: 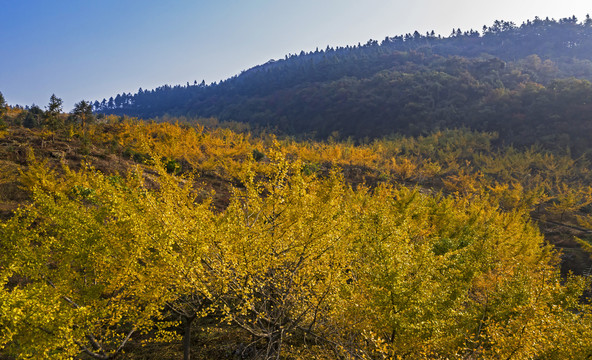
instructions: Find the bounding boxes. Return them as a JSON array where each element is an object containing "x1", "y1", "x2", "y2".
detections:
[
  {"x1": 183, "y1": 315, "x2": 195, "y2": 360},
  {"x1": 266, "y1": 330, "x2": 283, "y2": 360}
]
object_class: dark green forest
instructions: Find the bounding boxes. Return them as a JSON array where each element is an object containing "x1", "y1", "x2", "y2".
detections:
[{"x1": 97, "y1": 16, "x2": 592, "y2": 153}]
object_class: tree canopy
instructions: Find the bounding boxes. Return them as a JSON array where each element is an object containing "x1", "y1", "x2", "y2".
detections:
[
  {"x1": 2, "y1": 136, "x2": 592, "y2": 359},
  {"x1": 95, "y1": 17, "x2": 592, "y2": 154}
]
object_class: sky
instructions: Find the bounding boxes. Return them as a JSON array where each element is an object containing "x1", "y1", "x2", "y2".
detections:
[{"x1": 1, "y1": 0, "x2": 591, "y2": 110}]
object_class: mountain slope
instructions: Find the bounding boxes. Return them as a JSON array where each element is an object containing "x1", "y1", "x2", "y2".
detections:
[{"x1": 97, "y1": 16, "x2": 592, "y2": 153}]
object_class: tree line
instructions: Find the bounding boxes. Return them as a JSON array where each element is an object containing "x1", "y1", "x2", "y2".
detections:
[
  {"x1": 95, "y1": 17, "x2": 592, "y2": 155},
  {"x1": 0, "y1": 92, "x2": 96, "y2": 133}
]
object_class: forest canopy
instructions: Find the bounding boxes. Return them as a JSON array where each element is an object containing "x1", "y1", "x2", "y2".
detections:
[{"x1": 95, "y1": 17, "x2": 592, "y2": 154}]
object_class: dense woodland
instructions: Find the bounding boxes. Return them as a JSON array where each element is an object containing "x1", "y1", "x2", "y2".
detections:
[
  {"x1": 98, "y1": 16, "x2": 592, "y2": 154},
  {"x1": 3, "y1": 15, "x2": 592, "y2": 360}
]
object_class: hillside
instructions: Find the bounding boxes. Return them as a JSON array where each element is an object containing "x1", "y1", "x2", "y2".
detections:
[
  {"x1": 5, "y1": 14, "x2": 592, "y2": 360},
  {"x1": 97, "y1": 17, "x2": 592, "y2": 153},
  {"x1": 2, "y1": 118, "x2": 592, "y2": 358}
]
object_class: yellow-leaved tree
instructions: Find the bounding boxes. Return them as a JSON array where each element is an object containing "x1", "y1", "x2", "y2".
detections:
[
  {"x1": 0, "y1": 157, "x2": 220, "y2": 359},
  {"x1": 208, "y1": 146, "x2": 355, "y2": 359},
  {"x1": 130, "y1": 158, "x2": 223, "y2": 360},
  {"x1": 3, "y1": 143, "x2": 592, "y2": 360},
  {"x1": 332, "y1": 186, "x2": 592, "y2": 359},
  {"x1": 1, "y1": 163, "x2": 170, "y2": 358}
]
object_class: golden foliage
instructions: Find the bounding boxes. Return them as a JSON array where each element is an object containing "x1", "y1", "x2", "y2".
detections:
[{"x1": 3, "y1": 122, "x2": 592, "y2": 359}]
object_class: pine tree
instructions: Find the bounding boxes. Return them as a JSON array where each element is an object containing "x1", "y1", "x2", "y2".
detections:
[
  {"x1": 44, "y1": 94, "x2": 63, "y2": 130},
  {"x1": 71, "y1": 100, "x2": 94, "y2": 130}
]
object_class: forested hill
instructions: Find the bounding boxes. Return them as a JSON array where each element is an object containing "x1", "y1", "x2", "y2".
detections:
[{"x1": 98, "y1": 16, "x2": 592, "y2": 152}]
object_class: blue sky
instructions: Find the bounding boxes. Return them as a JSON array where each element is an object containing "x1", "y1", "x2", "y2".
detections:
[{"x1": 1, "y1": 0, "x2": 590, "y2": 110}]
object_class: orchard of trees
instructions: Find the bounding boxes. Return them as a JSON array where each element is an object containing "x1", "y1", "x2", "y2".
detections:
[{"x1": 1, "y1": 117, "x2": 592, "y2": 358}]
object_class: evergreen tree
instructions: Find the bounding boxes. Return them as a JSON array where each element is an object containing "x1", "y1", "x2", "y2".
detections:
[
  {"x1": 71, "y1": 100, "x2": 94, "y2": 130},
  {"x1": 0, "y1": 91, "x2": 7, "y2": 129},
  {"x1": 23, "y1": 105, "x2": 43, "y2": 128},
  {"x1": 44, "y1": 94, "x2": 63, "y2": 130},
  {"x1": 0, "y1": 91, "x2": 7, "y2": 118}
]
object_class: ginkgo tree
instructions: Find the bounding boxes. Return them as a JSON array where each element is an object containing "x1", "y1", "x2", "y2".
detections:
[
  {"x1": 209, "y1": 146, "x2": 356, "y2": 359},
  {"x1": 131, "y1": 159, "x2": 224, "y2": 360},
  {"x1": 332, "y1": 185, "x2": 592, "y2": 359},
  {"x1": 0, "y1": 161, "x2": 177, "y2": 359},
  {"x1": 0, "y1": 154, "x2": 225, "y2": 359},
  {"x1": 3, "y1": 142, "x2": 592, "y2": 360}
]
